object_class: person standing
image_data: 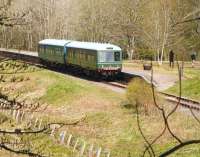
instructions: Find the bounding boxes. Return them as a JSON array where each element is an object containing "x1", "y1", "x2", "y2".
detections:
[
  {"x1": 169, "y1": 50, "x2": 174, "y2": 68},
  {"x1": 191, "y1": 51, "x2": 197, "y2": 67}
]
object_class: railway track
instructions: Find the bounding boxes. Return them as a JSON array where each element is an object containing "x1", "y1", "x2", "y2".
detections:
[
  {"x1": 160, "y1": 92, "x2": 200, "y2": 111},
  {"x1": 1, "y1": 48, "x2": 200, "y2": 111},
  {"x1": 105, "y1": 81, "x2": 200, "y2": 111}
]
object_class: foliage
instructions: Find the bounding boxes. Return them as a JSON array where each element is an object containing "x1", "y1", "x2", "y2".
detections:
[
  {"x1": 126, "y1": 78, "x2": 156, "y2": 113},
  {"x1": 1, "y1": 0, "x2": 200, "y2": 62},
  {"x1": 138, "y1": 49, "x2": 154, "y2": 60}
]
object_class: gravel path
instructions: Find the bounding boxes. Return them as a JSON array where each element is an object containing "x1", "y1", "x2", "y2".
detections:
[{"x1": 123, "y1": 67, "x2": 178, "y2": 91}]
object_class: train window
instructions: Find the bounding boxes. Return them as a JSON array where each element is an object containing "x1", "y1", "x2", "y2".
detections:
[
  {"x1": 69, "y1": 50, "x2": 72, "y2": 58},
  {"x1": 114, "y1": 51, "x2": 121, "y2": 61},
  {"x1": 52, "y1": 48, "x2": 54, "y2": 55},
  {"x1": 56, "y1": 48, "x2": 60, "y2": 55},
  {"x1": 52, "y1": 49, "x2": 54, "y2": 54},
  {"x1": 72, "y1": 51, "x2": 75, "y2": 58},
  {"x1": 85, "y1": 54, "x2": 87, "y2": 61},
  {"x1": 99, "y1": 51, "x2": 114, "y2": 62},
  {"x1": 106, "y1": 52, "x2": 114, "y2": 62}
]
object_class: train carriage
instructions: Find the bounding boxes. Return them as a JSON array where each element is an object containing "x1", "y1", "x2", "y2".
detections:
[{"x1": 38, "y1": 39, "x2": 122, "y2": 76}]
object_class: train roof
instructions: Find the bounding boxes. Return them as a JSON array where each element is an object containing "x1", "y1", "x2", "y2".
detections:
[
  {"x1": 67, "y1": 41, "x2": 121, "y2": 51},
  {"x1": 39, "y1": 39, "x2": 121, "y2": 51},
  {"x1": 39, "y1": 39, "x2": 72, "y2": 47}
]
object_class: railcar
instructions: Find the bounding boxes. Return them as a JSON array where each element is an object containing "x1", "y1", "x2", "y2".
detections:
[{"x1": 38, "y1": 39, "x2": 122, "y2": 76}]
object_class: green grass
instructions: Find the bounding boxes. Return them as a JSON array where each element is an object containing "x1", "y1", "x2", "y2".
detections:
[
  {"x1": 167, "y1": 68, "x2": 200, "y2": 101},
  {"x1": 1, "y1": 60, "x2": 200, "y2": 156},
  {"x1": 38, "y1": 70, "x2": 122, "y2": 106},
  {"x1": 0, "y1": 111, "x2": 76, "y2": 157},
  {"x1": 123, "y1": 60, "x2": 200, "y2": 101}
]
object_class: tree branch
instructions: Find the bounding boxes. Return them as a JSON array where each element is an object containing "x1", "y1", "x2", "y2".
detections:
[
  {"x1": 159, "y1": 140, "x2": 200, "y2": 157},
  {"x1": 0, "y1": 143, "x2": 47, "y2": 157}
]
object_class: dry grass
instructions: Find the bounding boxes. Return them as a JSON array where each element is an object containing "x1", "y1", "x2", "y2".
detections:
[{"x1": 0, "y1": 60, "x2": 200, "y2": 156}]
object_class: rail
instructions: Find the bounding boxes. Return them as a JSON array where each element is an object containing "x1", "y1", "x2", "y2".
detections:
[{"x1": 1, "y1": 48, "x2": 200, "y2": 111}]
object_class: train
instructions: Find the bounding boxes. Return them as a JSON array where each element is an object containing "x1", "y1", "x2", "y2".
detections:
[{"x1": 38, "y1": 39, "x2": 122, "y2": 76}]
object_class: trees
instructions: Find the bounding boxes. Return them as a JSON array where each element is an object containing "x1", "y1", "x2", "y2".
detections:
[
  {"x1": 0, "y1": 0, "x2": 29, "y2": 49},
  {"x1": 133, "y1": 0, "x2": 200, "y2": 64},
  {"x1": 1, "y1": 0, "x2": 200, "y2": 62},
  {"x1": 110, "y1": 0, "x2": 144, "y2": 60}
]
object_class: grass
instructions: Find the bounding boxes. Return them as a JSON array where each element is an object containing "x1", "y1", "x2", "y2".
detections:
[
  {"x1": 0, "y1": 60, "x2": 200, "y2": 156},
  {"x1": 0, "y1": 111, "x2": 75, "y2": 157},
  {"x1": 123, "y1": 60, "x2": 200, "y2": 101},
  {"x1": 167, "y1": 68, "x2": 200, "y2": 101},
  {"x1": 123, "y1": 60, "x2": 179, "y2": 75}
]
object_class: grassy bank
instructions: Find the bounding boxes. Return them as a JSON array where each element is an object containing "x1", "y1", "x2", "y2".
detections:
[
  {"x1": 0, "y1": 60, "x2": 200, "y2": 156},
  {"x1": 167, "y1": 68, "x2": 200, "y2": 101}
]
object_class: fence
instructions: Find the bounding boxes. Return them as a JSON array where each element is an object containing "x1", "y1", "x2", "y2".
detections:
[{"x1": 0, "y1": 105, "x2": 111, "y2": 157}]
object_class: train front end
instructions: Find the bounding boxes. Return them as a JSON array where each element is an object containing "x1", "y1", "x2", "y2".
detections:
[{"x1": 97, "y1": 49, "x2": 122, "y2": 76}]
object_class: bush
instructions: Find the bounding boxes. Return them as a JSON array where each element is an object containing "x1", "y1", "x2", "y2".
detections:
[
  {"x1": 126, "y1": 78, "x2": 157, "y2": 114},
  {"x1": 138, "y1": 49, "x2": 154, "y2": 60}
]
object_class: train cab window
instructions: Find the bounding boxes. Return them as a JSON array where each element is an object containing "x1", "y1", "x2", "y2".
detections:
[
  {"x1": 99, "y1": 51, "x2": 114, "y2": 62},
  {"x1": 114, "y1": 51, "x2": 121, "y2": 61}
]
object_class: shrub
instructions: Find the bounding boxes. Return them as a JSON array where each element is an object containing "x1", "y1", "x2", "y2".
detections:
[
  {"x1": 138, "y1": 49, "x2": 154, "y2": 60},
  {"x1": 126, "y1": 78, "x2": 157, "y2": 114}
]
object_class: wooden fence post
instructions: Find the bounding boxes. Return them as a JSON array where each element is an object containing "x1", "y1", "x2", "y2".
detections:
[
  {"x1": 73, "y1": 139, "x2": 79, "y2": 152},
  {"x1": 16, "y1": 110, "x2": 20, "y2": 123},
  {"x1": 80, "y1": 141, "x2": 86, "y2": 156},
  {"x1": 34, "y1": 118, "x2": 38, "y2": 128},
  {"x1": 20, "y1": 111, "x2": 25, "y2": 122},
  {"x1": 38, "y1": 119, "x2": 43, "y2": 129},
  {"x1": 12, "y1": 110, "x2": 16, "y2": 119},
  {"x1": 50, "y1": 127, "x2": 56, "y2": 137},
  {"x1": 67, "y1": 134, "x2": 72, "y2": 147},
  {"x1": 88, "y1": 144, "x2": 94, "y2": 157},
  {"x1": 96, "y1": 147, "x2": 102, "y2": 157},
  {"x1": 60, "y1": 131, "x2": 66, "y2": 144},
  {"x1": 106, "y1": 151, "x2": 110, "y2": 157}
]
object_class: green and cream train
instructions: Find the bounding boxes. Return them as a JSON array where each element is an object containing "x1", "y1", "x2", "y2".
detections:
[{"x1": 38, "y1": 39, "x2": 122, "y2": 76}]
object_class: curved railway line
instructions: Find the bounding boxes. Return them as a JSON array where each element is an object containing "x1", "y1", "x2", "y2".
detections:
[
  {"x1": 0, "y1": 48, "x2": 200, "y2": 111},
  {"x1": 104, "y1": 81, "x2": 200, "y2": 111}
]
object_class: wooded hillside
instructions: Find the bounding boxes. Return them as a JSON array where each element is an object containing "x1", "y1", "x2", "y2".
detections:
[{"x1": 1, "y1": 0, "x2": 200, "y2": 61}]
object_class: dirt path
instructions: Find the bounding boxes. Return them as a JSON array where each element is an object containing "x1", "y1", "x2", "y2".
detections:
[{"x1": 123, "y1": 67, "x2": 178, "y2": 91}]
